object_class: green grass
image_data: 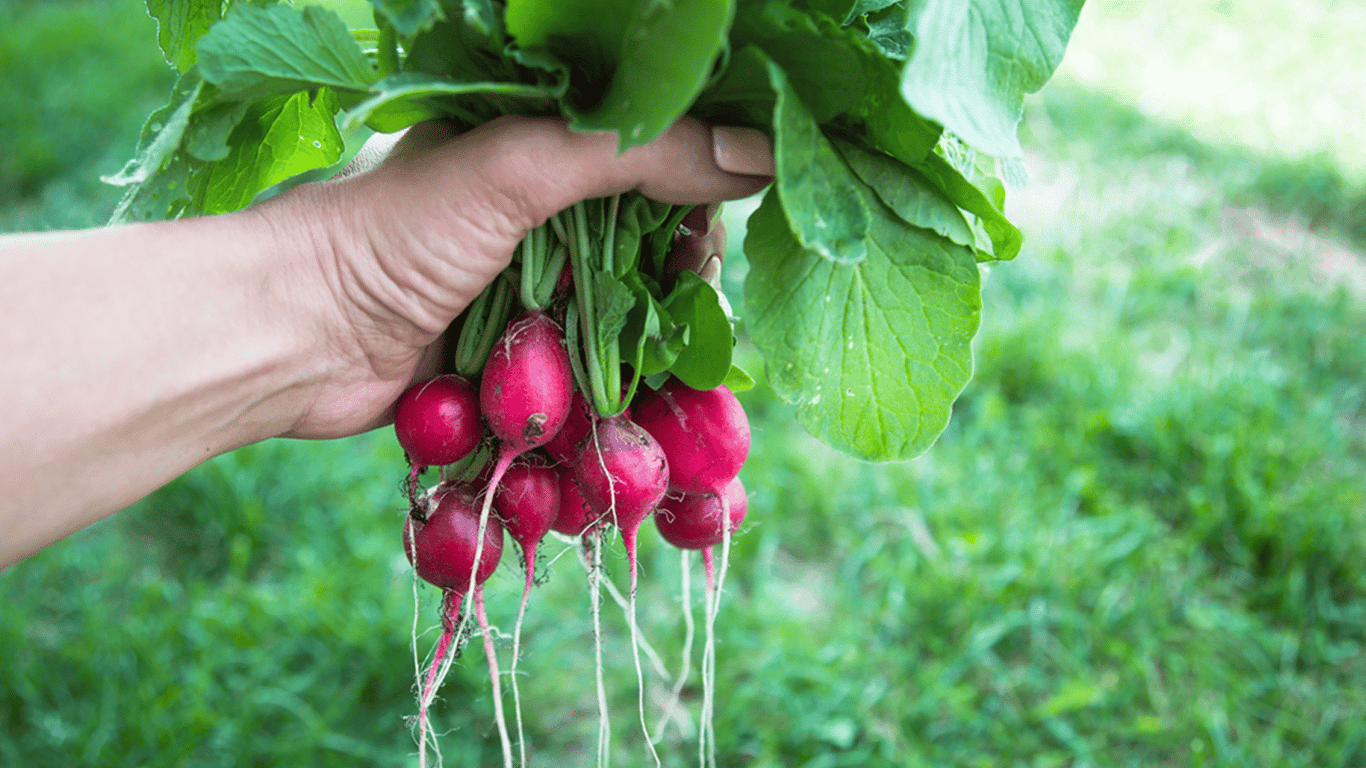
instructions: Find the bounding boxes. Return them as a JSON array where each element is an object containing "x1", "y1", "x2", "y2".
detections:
[{"x1": 3, "y1": 1, "x2": 1366, "y2": 766}]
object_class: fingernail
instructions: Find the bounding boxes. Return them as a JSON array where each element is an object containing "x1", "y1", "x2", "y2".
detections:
[
  {"x1": 712, "y1": 126, "x2": 776, "y2": 177},
  {"x1": 698, "y1": 253, "x2": 723, "y2": 289}
]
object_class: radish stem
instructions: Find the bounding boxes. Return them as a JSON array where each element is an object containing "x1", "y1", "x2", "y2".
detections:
[
  {"x1": 474, "y1": 587, "x2": 514, "y2": 768},
  {"x1": 590, "y1": 530, "x2": 612, "y2": 768}
]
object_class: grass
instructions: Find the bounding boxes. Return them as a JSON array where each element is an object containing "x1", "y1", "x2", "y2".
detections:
[{"x1": 3, "y1": 1, "x2": 1366, "y2": 766}]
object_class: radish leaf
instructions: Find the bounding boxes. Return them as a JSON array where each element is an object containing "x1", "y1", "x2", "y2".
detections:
[
  {"x1": 507, "y1": 0, "x2": 734, "y2": 151},
  {"x1": 901, "y1": 0, "x2": 1083, "y2": 157},
  {"x1": 832, "y1": 138, "x2": 975, "y2": 254},
  {"x1": 145, "y1": 0, "x2": 222, "y2": 72},
  {"x1": 102, "y1": 72, "x2": 204, "y2": 189},
  {"x1": 197, "y1": 4, "x2": 378, "y2": 100},
  {"x1": 369, "y1": 0, "x2": 445, "y2": 37},
  {"x1": 202, "y1": 89, "x2": 344, "y2": 214},
  {"x1": 914, "y1": 150, "x2": 1021, "y2": 261},
  {"x1": 744, "y1": 187, "x2": 979, "y2": 462},
  {"x1": 767, "y1": 59, "x2": 869, "y2": 265},
  {"x1": 661, "y1": 272, "x2": 734, "y2": 391},
  {"x1": 343, "y1": 73, "x2": 556, "y2": 132}
]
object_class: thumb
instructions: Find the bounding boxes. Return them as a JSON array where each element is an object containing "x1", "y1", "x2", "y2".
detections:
[{"x1": 388, "y1": 115, "x2": 774, "y2": 243}]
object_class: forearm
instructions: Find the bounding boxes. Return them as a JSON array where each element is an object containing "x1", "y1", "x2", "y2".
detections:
[{"x1": 0, "y1": 207, "x2": 328, "y2": 566}]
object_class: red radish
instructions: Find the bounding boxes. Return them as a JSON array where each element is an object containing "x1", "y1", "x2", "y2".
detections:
[
  {"x1": 572, "y1": 415, "x2": 670, "y2": 764},
  {"x1": 545, "y1": 387, "x2": 635, "y2": 465},
  {"x1": 457, "y1": 311, "x2": 573, "y2": 632},
  {"x1": 404, "y1": 484, "x2": 504, "y2": 591},
  {"x1": 491, "y1": 455, "x2": 560, "y2": 766},
  {"x1": 572, "y1": 416, "x2": 670, "y2": 554},
  {"x1": 632, "y1": 379, "x2": 750, "y2": 496},
  {"x1": 402, "y1": 484, "x2": 505, "y2": 768},
  {"x1": 551, "y1": 464, "x2": 604, "y2": 537},
  {"x1": 543, "y1": 389, "x2": 592, "y2": 465},
  {"x1": 481, "y1": 311, "x2": 574, "y2": 457},
  {"x1": 393, "y1": 374, "x2": 483, "y2": 501},
  {"x1": 633, "y1": 380, "x2": 749, "y2": 768},
  {"x1": 655, "y1": 477, "x2": 748, "y2": 550}
]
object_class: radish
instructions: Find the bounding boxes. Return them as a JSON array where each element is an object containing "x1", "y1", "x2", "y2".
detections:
[
  {"x1": 572, "y1": 415, "x2": 670, "y2": 577},
  {"x1": 551, "y1": 463, "x2": 604, "y2": 537},
  {"x1": 402, "y1": 483, "x2": 505, "y2": 768},
  {"x1": 441, "y1": 310, "x2": 571, "y2": 768},
  {"x1": 456, "y1": 310, "x2": 573, "y2": 634},
  {"x1": 654, "y1": 477, "x2": 748, "y2": 550},
  {"x1": 572, "y1": 415, "x2": 670, "y2": 765},
  {"x1": 634, "y1": 380, "x2": 750, "y2": 768},
  {"x1": 393, "y1": 375, "x2": 483, "y2": 501},
  {"x1": 490, "y1": 455, "x2": 560, "y2": 768},
  {"x1": 631, "y1": 379, "x2": 750, "y2": 496},
  {"x1": 543, "y1": 389, "x2": 592, "y2": 465}
]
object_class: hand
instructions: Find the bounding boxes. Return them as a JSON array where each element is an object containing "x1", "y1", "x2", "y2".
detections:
[{"x1": 263, "y1": 116, "x2": 774, "y2": 440}]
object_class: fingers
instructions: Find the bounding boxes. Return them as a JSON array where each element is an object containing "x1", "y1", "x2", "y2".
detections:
[
  {"x1": 389, "y1": 115, "x2": 773, "y2": 241},
  {"x1": 668, "y1": 203, "x2": 727, "y2": 290}
]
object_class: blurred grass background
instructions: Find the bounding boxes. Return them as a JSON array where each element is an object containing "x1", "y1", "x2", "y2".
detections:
[{"x1": 3, "y1": 0, "x2": 1365, "y2": 766}]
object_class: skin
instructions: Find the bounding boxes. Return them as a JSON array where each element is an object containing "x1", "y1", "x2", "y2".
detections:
[{"x1": 0, "y1": 116, "x2": 773, "y2": 567}]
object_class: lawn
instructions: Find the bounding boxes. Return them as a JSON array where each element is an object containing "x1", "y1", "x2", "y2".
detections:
[{"x1": 2, "y1": 1, "x2": 1364, "y2": 766}]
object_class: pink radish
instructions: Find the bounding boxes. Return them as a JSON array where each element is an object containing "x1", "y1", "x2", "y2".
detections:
[
  {"x1": 655, "y1": 477, "x2": 748, "y2": 550},
  {"x1": 393, "y1": 374, "x2": 483, "y2": 501},
  {"x1": 551, "y1": 464, "x2": 604, "y2": 537},
  {"x1": 572, "y1": 415, "x2": 670, "y2": 570},
  {"x1": 543, "y1": 389, "x2": 592, "y2": 465},
  {"x1": 459, "y1": 310, "x2": 573, "y2": 626},
  {"x1": 491, "y1": 455, "x2": 560, "y2": 767},
  {"x1": 631, "y1": 379, "x2": 749, "y2": 496},
  {"x1": 634, "y1": 380, "x2": 750, "y2": 768},
  {"x1": 401, "y1": 483, "x2": 504, "y2": 768},
  {"x1": 572, "y1": 415, "x2": 669, "y2": 764}
]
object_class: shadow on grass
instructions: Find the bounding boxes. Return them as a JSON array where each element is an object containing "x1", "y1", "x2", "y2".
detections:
[{"x1": 1032, "y1": 86, "x2": 1366, "y2": 250}]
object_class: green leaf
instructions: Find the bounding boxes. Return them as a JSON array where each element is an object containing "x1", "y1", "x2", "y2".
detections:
[
  {"x1": 197, "y1": 4, "x2": 379, "y2": 100},
  {"x1": 688, "y1": 43, "x2": 775, "y2": 131},
  {"x1": 202, "y1": 89, "x2": 345, "y2": 214},
  {"x1": 342, "y1": 73, "x2": 556, "y2": 132},
  {"x1": 618, "y1": 273, "x2": 685, "y2": 378},
  {"x1": 367, "y1": 0, "x2": 445, "y2": 37},
  {"x1": 914, "y1": 150, "x2": 1022, "y2": 261},
  {"x1": 461, "y1": 0, "x2": 499, "y2": 36},
  {"x1": 721, "y1": 364, "x2": 755, "y2": 393},
  {"x1": 661, "y1": 272, "x2": 734, "y2": 391},
  {"x1": 592, "y1": 270, "x2": 638, "y2": 368},
  {"x1": 145, "y1": 0, "x2": 223, "y2": 72},
  {"x1": 107, "y1": 152, "x2": 203, "y2": 225},
  {"x1": 863, "y1": 3, "x2": 910, "y2": 60},
  {"x1": 901, "y1": 0, "x2": 1084, "y2": 157},
  {"x1": 571, "y1": 0, "x2": 735, "y2": 150},
  {"x1": 182, "y1": 99, "x2": 253, "y2": 162},
  {"x1": 833, "y1": 138, "x2": 975, "y2": 252},
  {"x1": 102, "y1": 71, "x2": 205, "y2": 188},
  {"x1": 734, "y1": 1, "x2": 939, "y2": 164},
  {"x1": 743, "y1": 187, "x2": 980, "y2": 462},
  {"x1": 767, "y1": 59, "x2": 869, "y2": 265},
  {"x1": 507, "y1": 0, "x2": 734, "y2": 151},
  {"x1": 843, "y1": 0, "x2": 900, "y2": 25},
  {"x1": 403, "y1": 5, "x2": 523, "y2": 87}
]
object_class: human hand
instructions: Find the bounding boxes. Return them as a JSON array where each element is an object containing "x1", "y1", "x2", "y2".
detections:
[{"x1": 258, "y1": 116, "x2": 773, "y2": 440}]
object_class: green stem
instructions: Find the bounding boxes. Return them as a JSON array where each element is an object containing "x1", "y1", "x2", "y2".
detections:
[
  {"x1": 535, "y1": 245, "x2": 569, "y2": 306},
  {"x1": 453, "y1": 273, "x2": 514, "y2": 377},
  {"x1": 377, "y1": 22, "x2": 401, "y2": 78},
  {"x1": 519, "y1": 235, "x2": 539, "y2": 311},
  {"x1": 600, "y1": 195, "x2": 622, "y2": 412},
  {"x1": 570, "y1": 203, "x2": 612, "y2": 416}
]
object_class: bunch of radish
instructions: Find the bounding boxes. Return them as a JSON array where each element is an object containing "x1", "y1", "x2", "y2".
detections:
[{"x1": 391, "y1": 213, "x2": 751, "y2": 768}]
